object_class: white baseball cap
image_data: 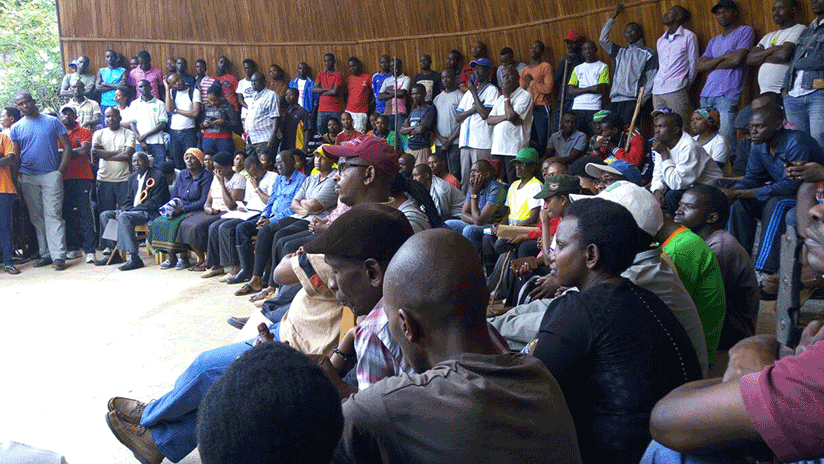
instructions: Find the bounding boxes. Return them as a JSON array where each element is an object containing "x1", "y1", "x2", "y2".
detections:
[{"x1": 570, "y1": 181, "x2": 663, "y2": 236}]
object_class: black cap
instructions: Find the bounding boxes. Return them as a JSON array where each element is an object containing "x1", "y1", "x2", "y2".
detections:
[
  {"x1": 711, "y1": 0, "x2": 738, "y2": 14},
  {"x1": 534, "y1": 175, "x2": 581, "y2": 200},
  {"x1": 303, "y1": 203, "x2": 414, "y2": 263}
]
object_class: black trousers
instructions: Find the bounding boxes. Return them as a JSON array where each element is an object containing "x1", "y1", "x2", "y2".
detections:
[{"x1": 729, "y1": 195, "x2": 795, "y2": 274}]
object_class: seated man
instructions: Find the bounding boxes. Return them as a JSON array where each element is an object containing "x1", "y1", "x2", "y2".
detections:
[
  {"x1": 412, "y1": 163, "x2": 464, "y2": 220},
  {"x1": 105, "y1": 204, "x2": 414, "y2": 464},
  {"x1": 333, "y1": 229, "x2": 583, "y2": 463},
  {"x1": 97, "y1": 152, "x2": 170, "y2": 270},
  {"x1": 585, "y1": 159, "x2": 643, "y2": 191},
  {"x1": 546, "y1": 111, "x2": 587, "y2": 164},
  {"x1": 723, "y1": 105, "x2": 824, "y2": 298},
  {"x1": 642, "y1": 203, "x2": 824, "y2": 462},
  {"x1": 592, "y1": 113, "x2": 645, "y2": 168},
  {"x1": 650, "y1": 108, "x2": 723, "y2": 215},
  {"x1": 675, "y1": 184, "x2": 759, "y2": 351},
  {"x1": 196, "y1": 343, "x2": 344, "y2": 464},
  {"x1": 444, "y1": 159, "x2": 506, "y2": 250},
  {"x1": 533, "y1": 198, "x2": 702, "y2": 463},
  {"x1": 427, "y1": 151, "x2": 461, "y2": 190}
]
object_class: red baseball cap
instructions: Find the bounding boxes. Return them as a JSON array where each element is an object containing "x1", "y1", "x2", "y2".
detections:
[
  {"x1": 322, "y1": 136, "x2": 400, "y2": 180},
  {"x1": 565, "y1": 30, "x2": 585, "y2": 42}
]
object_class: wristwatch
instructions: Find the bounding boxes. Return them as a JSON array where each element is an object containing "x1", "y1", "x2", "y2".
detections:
[{"x1": 470, "y1": 194, "x2": 479, "y2": 199}]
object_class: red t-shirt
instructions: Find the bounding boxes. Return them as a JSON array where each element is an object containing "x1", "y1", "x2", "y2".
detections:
[
  {"x1": 740, "y1": 340, "x2": 824, "y2": 462},
  {"x1": 335, "y1": 130, "x2": 363, "y2": 145},
  {"x1": 317, "y1": 70, "x2": 343, "y2": 113},
  {"x1": 217, "y1": 74, "x2": 239, "y2": 111},
  {"x1": 60, "y1": 125, "x2": 94, "y2": 181},
  {"x1": 346, "y1": 73, "x2": 372, "y2": 113},
  {"x1": 526, "y1": 216, "x2": 561, "y2": 240}
]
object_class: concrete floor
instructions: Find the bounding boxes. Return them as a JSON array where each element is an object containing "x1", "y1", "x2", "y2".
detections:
[
  {"x1": 0, "y1": 252, "x2": 250, "y2": 464},
  {"x1": 2, "y1": 251, "x2": 822, "y2": 463}
]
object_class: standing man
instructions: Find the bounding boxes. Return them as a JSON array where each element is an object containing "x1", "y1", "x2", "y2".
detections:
[
  {"x1": 654, "y1": 6, "x2": 698, "y2": 126},
  {"x1": 782, "y1": 0, "x2": 824, "y2": 149},
  {"x1": 165, "y1": 73, "x2": 202, "y2": 170},
  {"x1": 345, "y1": 57, "x2": 372, "y2": 133},
  {"x1": 401, "y1": 84, "x2": 436, "y2": 165},
  {"x1": 244, "y1": 72, "x2": 281, "y2": 157},
  {"x1": 128, "y1": 79, "x2": 168, "y2": 165},
  {"x1": 490, "y1": 66, "x2": 535, "y2": 184},
  {"x1": 65, "y1": 80, "x2": 101, "y2": 131},
  {"x1": 520, "y1": 41, "x2": 554, "y2": 155},
  {"x1": 433, "y1": 69, "x2": 465, "y2": 180},
  {"x1": 600, "y1": 4, "x2": 658, "y2": 126},
  {"x1": 289, "y1": 62, "x2": 316, "y2": 117},
  {"x1": 236, "y1": 59, "x2": 259, "y2": 123},
  {"x1": 281, "y1": 88, "x2": 312, "y2": 151},
  {"x1": 553, "y1": 31, "x2": 585, "y2": 132},
  {"x1": 378, "y1": 58, "x2": 411, "y2": 131},
  {"x1": 747, "y1": 0, "x2": 804, "y2": 94},
  {"x1": 696, "y1": 0, "x2": 755, "y2": 149},
  {"x1": 93, "y1": 108, "x2": 136, "y2": 216},
  {"x1": 215, "y1": 56, "x2": 239, "y2": 111},
  {"x1": 9, "y1": 93, "x2": 71, "y2": 270},
  {"x1": 497, "y1": 47, "x2": 527, "y2": 87},
  {"x1": 723, "y1": 106, "x2": 824, "y2": 294},
  {"x1": 314, "y1": 54, "x2": 343, "y2": 134},
  {"x1": 456, "y1": 58, "x2": 500, "y2": 192},
  {"x1": 128, "y1": 51, "x2": 165, "y2": 100},
  {"x1": 460, "y1": 41, "x2": 491, "y2": 91},
  {"x1": 96, "y1": 49, "x2": 128, "y2": 120},
  {"x1": 414, "y1": 54, "x2": 441, "y2": 102},
  {"x1": 194, "y1": 59, "x2": 216, "y2": 103},
  {"x1": 175, "y1": 57, "x2": 197, "y2": 89},
  {"x1": 58, "y1": 106, "x2": 96, "y2": 263},
  {"x1": 60, "y1": 55, "x2": 96, "y2": 99},
  {"x1": 372, "y1": 55, "x2": 392, "y2": 116}
]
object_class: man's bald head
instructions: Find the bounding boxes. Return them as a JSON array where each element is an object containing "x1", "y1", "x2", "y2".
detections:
[{"x1": 384, "y1": 230, "x2": 488, "y2": 371}]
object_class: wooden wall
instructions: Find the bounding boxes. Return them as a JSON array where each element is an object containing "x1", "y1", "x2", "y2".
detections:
[{"x1": 57, "y1": 0, "x2": 812, "y2": 101}]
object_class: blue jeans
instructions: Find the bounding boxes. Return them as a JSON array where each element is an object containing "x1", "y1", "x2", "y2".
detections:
[
  {"x1": 530, "y1": 105, "x2": 551, "y2": 154},
  {"x1": 316, "y1": 111, "x2": 340, "y2": 135},
  {"x1": 63, "y1": 179, "x2": 96, "y2": 254},
  {"x1": 201, "y1": 137, "x2": 234, "y2": 155},
  {"x1": 640, "y1": 440, "x2": 824, "y2": 464},
  {"x1": 699, "y1": 96, "x2": 738, "y2": 152},
  {"x1": 0, "y1": 193, "x2": 14, "y2": 265},
  {"x1": 143, "y1": 143, "x2": 167, "y2": 166},
  {"x1": 445, "y1": 219, "x2": 486, "y2": 250},
  {"x1": 169, "y1": 129, "x2": 198, "y2": 170},
  {"x1": 141, "y1": 325, "x2": 280, "y2": 462},
  {"x1": 785, "y1": 90, "x2": 824, "y2": 150}
]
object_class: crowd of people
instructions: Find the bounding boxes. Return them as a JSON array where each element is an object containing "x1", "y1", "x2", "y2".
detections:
[{"x1": 1, "y1": 0, "x2": 824, "y2": 462}]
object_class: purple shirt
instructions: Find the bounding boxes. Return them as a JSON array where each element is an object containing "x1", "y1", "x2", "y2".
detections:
[
  {"x1": 700, "y1": 25, "x2": 755, "y2": 99},
  {"x1": 654, "y1": 26, "x2": 698, "y2": 95}
]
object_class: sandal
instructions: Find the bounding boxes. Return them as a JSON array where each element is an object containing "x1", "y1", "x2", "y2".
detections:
[
  {"x1": 4, "y1": 264, "x2": 20, "y2": 275},
  {"x1": 234, "y1": 283, "x2": 260, "y2": 296},
  {"x1": 250, "y1": 288, "x2": 275, "y2": 303},
  {"x1": 189, "y1": 262, "x2": 207, "y2": 272},
  {"x1": 201, "y1": 268, "x2": 225, "y2": 279}
]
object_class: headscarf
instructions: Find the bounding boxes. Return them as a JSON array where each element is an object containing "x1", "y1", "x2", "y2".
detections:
[
  {"x1": 185, "y1": 147, "x2": 205, "y2": 167},
  {"x1": 694, "y1": 107, "x2": 720, "y2": 129}
]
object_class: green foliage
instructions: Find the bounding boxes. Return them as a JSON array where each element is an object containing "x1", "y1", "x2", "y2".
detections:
[{"x1": 0, "y1": 0, "x2": 62, "y2": 111}]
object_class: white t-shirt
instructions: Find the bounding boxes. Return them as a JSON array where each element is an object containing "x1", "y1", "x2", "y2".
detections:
[
  {"x1": 456, "y1": 83, "x2": 500, "y2": 150},
  {"x1": 243, "y1": 171, "x2": 278, "y2": 212},
  {"x1": 569, "y1": 61, "x2": 609, "y2": 111},
  {"x1": 757, "y1": 24, "x2": 806, "y2": 94},
  {"x1": 297, "y1": 78, "x2": 308, "y2": 108},
  {"x1": 694, "y1": 133, "x2": 730, "y2": 164},
  {"x1": 236, "y1": 78, "x2": 254, "y2": 119},
  {"x1": 128, "y1": 98, "x2": 168, "y2": 145},
  {"x1": 169, "y1": 86, "x2": 201, "y2": 131},
  {"x1": 433, "y1": 89, "x2": 465, "y2": 147},
  {"x1": 490, "y1": 87, "x2": 534, "y2": 156}
]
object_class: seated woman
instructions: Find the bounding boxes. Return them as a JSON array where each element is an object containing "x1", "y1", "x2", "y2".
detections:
[
  {"x1": 149, "y1": 148, "x2": 214, "y2": 269},
  {"x1": 237, "y1": 147, "x2": 339, "y2": 300},
  {"x1": 232, "y1": 150, "x2": 248, "y2": 178},
  {"x1": 532, "y1": 198, "x2": 702, "y2": 464},
  {"x1": 201, "y1": 83, "x2": 239, "y2": 155},
  {"x1": 178, "y1": 151, "x2": 245, "y2": 271},
  {"x1": 691, "y1": 107, "x2": 729, "y2": 169}
]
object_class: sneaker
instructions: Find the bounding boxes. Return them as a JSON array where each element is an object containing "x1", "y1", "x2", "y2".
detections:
[
  {"x1": 66, "y1": 250, "x2": 81, "y2": 259},
  {"x1": 86, "y1": 253, "x2": 96, "y2": 263},
  {"x1": 159, "y1": 259, "x2": 177, "y2": 269},
  {"x1": 174, "y1": 259, "x2": 191, "y2": 270}
]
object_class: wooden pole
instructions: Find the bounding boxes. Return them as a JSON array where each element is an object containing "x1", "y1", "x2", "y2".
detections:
[
  {"x1": 558, "y1": 59, "x2": 569, "y2": 125},
  {"x1": 625, "y1": 86, "x2": 645, "y2": 151},
  {"x1": 392, "y1": 56, "x2": 401, "y2": 151}
]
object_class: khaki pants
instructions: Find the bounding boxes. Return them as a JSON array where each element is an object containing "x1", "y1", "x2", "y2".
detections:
[
  {"x1": 653, "y1": 89, "x2": 692, "y2": 132},
  {"x1": 409, "y1": 147, "x2": 431, "y2": 166}
]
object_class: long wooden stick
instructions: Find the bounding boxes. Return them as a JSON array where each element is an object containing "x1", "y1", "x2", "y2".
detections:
[
  {"x1": 559, "y1": 59, "x2": 569, "y2": 124},
  {"x1": 625, "y1": 86, "x2": 645, "y2": 151}
]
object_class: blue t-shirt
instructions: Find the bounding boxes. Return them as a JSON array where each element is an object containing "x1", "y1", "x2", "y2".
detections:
[
  {"x1": 372, "y1": 72, "x2": 391, "y2": 114},
  {"x1": 9, "y1": 114, "x2": 67, "y2": 176},
  {"x1": 100, "y1": 67, "x2": 127, "y2": 107},
  {"x1": 466, "y1": 179, "x2": 506, "y2": 220}
]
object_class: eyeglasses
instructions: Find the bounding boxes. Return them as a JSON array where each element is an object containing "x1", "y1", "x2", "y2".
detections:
[{"x1": 338, "y1": 161, "x2": 371, "y2": 173}]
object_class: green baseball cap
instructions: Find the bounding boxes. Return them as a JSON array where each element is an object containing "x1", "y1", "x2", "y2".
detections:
[
  {"x1": 514, "y1": 147, "x2": 539, "y2": 164},
  {"x1": 592, "y1": 110, "x2": 612, "y2": 123},
  {"x1": 534, "y1": 174, "x2": 581, "y2": 199}
]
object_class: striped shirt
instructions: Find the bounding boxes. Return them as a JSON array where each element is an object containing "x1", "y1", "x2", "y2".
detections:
[{"x1": 244, "y1": 88, "x2": 280, "y2": 145}]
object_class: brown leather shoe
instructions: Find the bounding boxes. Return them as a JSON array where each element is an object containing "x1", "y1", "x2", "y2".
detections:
[
  {"x1": 105, "y1": 411, "x2": 164, "y2": 464},
  {"x1": 108, "y1": 397, "x2": 147, "y2": 424}
]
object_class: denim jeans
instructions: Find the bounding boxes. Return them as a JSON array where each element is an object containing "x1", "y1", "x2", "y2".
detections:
[
  {"x1": 640, "y1": 440, "x2": 824, "y2": 464},
  {"x1": 530, "y1": 105, "x2": 551, "y2": 154},
  {"x1": 141, "y1": 327, "x2": 280, "y2": 462},
  {"x1": 699, "y1": 96, "x2": 738, "y2": 152},
  {"x1": 0, "y1": 193, "x2": 14, "y2": 265},
  {"x1": 201, "y1": 137, "x2": 234, "y2": 155},
  {"x1": 63, "y1": 179, "x2": 96, "y2": 254},
  {"x1": 169, "y1": 129, "x2": 198, "y2": 170},
  {"x1": 784, "y1": 90, "x2": 824, "y2": 150},
  {"x1": 143, "y1": 143, "x2": 167, "y2": 166},
  {"x1": 445, "y1": 219, "x2": 487, "y2": 250}
]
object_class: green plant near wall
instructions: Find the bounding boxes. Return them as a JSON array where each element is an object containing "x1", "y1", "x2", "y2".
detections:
[{"x1": 0, "y1": 0, "x2": 63, "y2": 112}]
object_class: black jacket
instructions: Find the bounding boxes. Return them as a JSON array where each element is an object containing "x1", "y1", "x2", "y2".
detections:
[{"x1": 123, "y1": 167, "x2": 170, "y2": 215}]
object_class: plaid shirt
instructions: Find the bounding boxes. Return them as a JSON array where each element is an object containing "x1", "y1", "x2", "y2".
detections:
[
  {"x1": 244, "y1": 88, "x2": 280, "y2": 145},
  {"x1": 354, "y1": 299, "x2": 412, "y2": 391},
  {"x1": 128, "y1": 66, "x2": 165, "y2": 99}
]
